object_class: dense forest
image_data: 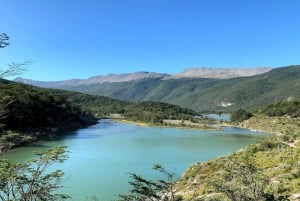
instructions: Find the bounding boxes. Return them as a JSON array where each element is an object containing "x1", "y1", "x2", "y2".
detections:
[
  {"x1": 231, "y1": 99, "x2": 300, "y2": 122},
  {"x1": 0, "y1": 80, "x2": 97, "y2": 131},
  {"x1": 48, "y1": 88, "x2": 197, "y2": 124},
  {"x1": 0, "y1": 79, "x2": 97, "y2": 153},
  {"x1": 255, "y1": 99, "x2": 300, "y2": 118}
]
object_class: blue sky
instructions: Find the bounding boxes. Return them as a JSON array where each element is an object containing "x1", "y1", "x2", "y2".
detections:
[{"x1": 1, "y1": 0, "x2": 299, "y2": 81}]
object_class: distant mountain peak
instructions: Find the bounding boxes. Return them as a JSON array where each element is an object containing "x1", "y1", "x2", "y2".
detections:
[
  {"x1": 14, "y1": 71, "x2": 169, "y2": 88},
  {"x1": 168, "y1": 67, "x2": 272, "y2": 79},
  {"x1": 86, "y1": 71, "x2": 169, "y2": 84}
]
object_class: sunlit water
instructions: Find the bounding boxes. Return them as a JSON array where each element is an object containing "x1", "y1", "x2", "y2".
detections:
[{"x1": 2, "y1": 119, "x2": 265, "y2": 201}]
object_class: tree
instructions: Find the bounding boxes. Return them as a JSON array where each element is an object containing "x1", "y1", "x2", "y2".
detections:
[
  {"x1": 0, "y1": 33, "x2": 28, "y2": 79},
  {"x1": 213, "y1": 159, "x2": 266, "y2": 201},
  {"x1": 212, "y1": 158, "x2": 290, "y2": 201},
  {"x1": 0, "y1": 62, "x2": 28, "y2": 79},
  {"x1": 0, "y1": 146, "x2": 70, "y2": 201},
  {"x1": 0, "y1": 33, "x2": 27, "y2": 123},
  {"x1": 231, "y1": 109, "x2": 252, "y2": 122},
  {"x1": 118, "y1": 164, "x2": 181, "y2": 201},
  {"x1": 0, "y1": 33, "x2": 9, "y2": 48}
]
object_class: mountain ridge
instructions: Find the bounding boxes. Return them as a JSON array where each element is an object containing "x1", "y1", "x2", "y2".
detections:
[
  {"x1": 14, "y1": 71, "x2": 169, "y2": 87},
  {"x1": 14, "y1": 65, "x2": 300, "y2": 112},
  {"x1": 14, "y1": 67, "x2": 272, "y2": 86},
  {"x1": 166, "y1": 66, "x2": 272, "y2": 79}
]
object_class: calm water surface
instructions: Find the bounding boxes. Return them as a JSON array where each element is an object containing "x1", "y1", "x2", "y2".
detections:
[{"x1": 2, "y1": 120, "x2": 264, "y2": 201}]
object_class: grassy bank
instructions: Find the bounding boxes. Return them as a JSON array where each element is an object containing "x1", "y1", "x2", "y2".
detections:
[{"x1": 175, "y1": 114, "x2": 300, "y2": 200}]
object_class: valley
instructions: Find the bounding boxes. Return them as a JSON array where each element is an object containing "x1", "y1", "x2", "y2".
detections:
[
  {"x1": 2, "y1": 2, "x2": 300, "y2": 200},
  {"x1": 1, "y1": 66, "x2": 300, "y2": 200}
]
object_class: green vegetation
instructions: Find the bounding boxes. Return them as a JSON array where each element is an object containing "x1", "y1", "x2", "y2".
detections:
[
  {"x1": 118, "y1": 164, "x2": 180, "y2": 201},
  {"x1": 230, "y1": 109, "x2": 252, "y2": 122},
  {"x1": 122, "y1": 101, "x2": 195, "y2": 124},
  {"x1": 56, "y1": 65, "x2": 300, "y2": 113},
  {"x1": 0, "y1": 80, "x2": 97, "y2": 153},
  {"x1": 256, "y1": 100, "x2": 300, "y2": 118},
  {"x1": 51, "y1": 90, "x2": 197, "y2": 124},
  {"x1": 176, "y1": 136, "x2": 299, "y2": 200},
  {"x1": 175, "y1": 101, "x2": 300, "y2": 201},
  {"x1": 0, "y1": 146, "x2": 69, "y2": 201},
  {"x1": 0, "y1": 80, "x2": 97, "y2": 131}
]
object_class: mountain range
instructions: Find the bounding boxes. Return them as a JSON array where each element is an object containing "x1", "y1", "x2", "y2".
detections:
[
  {"x1": 15, "y1": 67, "x2": 271, "y2": 86},
  {"x1": 15, "y1": 66, "x2": 300, "y2": 112}
]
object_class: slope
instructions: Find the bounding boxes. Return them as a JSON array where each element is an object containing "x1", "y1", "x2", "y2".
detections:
[
  {"x1": 175, "y1": 99, "x2": 300, "y2": 200},
  {"x1": 56, "y1": 65, "x2": 300, "y2": 112}
]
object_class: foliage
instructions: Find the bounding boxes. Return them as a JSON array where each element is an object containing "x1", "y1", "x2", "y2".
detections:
[
  {"x1": 0, "y1": 33, "x2": 27, "y2": 123},
  {"x1": 123, "y1": 101, "x2": 196, "y2": 124},
  {"x1": 53, "y1": 90, "x2": 197, "y2": 124},
  {"x1": 176, "y1": 115, "x2": 300, "y2": 200},
  {"x1": 256, "y1": 100, "x2": 300, "y2": 118},
  {"x1": 0, "y1": 80, "x2": 97, "y2": 131},
  {"x1": 118, "y1": 164, "x2": 180, "y2": 201},
  {"x1": 0, "y1": 80, "x2": 97, "y2": 153},
  {"x1": 0, "y1": 146, "x2": 70, "y2": 201},
  {"x1": 230, "y1": 109, "x2": 252, "y2": 122},
  {"x1": 0, "y1": 33, "x2": 28, "y2": 79},
  {"x1": 212, "y1": 158, "x2": 269, "y2": 201}
]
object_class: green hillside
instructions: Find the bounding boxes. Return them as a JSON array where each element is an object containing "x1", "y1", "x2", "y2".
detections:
[
  {"x1": 175, "y1": 100, "x2": 300, "y2": 200},
  {"x1": 50, "y1": 90, "x2": 197, "y2": 124},
  {"x1": 0, "y1": 79, "x2": 97, "y2": 153},
  {"x1": 0, "y1": 79, "x2": 97, "y2": 131},
  {"x1": 59, "y1": 65, "x2": 300, "y2": 112}
]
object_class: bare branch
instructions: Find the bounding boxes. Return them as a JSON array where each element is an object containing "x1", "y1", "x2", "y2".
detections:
[
  {"x1": 0, "y1": 61, "x2": 30, "y2": 79},
  {"x1": 0, "y1": 33, "x2": 9, "y2": 48},
  {"x1": 0, "y1": 33, "x2": 29, "y2": 79},
  {"x1": 0, "y1": 99, "x2": 16, "y2": 120}
]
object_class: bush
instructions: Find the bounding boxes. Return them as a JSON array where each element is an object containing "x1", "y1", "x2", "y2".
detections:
[{"x1": 230, "y1": 109, "x2": 252, "y2": 122}]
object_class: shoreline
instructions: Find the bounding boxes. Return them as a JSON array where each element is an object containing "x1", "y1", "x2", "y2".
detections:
[
  {"x1": 112, "y1": 118, "x2": 220, "y2": 131},
  {"x1": 0, "y1": 122, "x2": 96, "y2": 155},
  {"x1": 2, "y1": 116, "x2": 280, "y2": 155},
  {"x1": 112, "y1": 118, "x2": 276, "y2": 135}
]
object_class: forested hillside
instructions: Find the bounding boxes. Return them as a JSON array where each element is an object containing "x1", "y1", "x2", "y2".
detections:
[
  {"x1": 51, "y1": 90, "x2": 197, "y2": 124},
  {"x1": 0, "y1": 79, "x2": 97, "y2": 131},
  {"x1": 51, "y1": 65, "x2": 300, "y2": 112},
  {"x1": 0, "y1": 79, "x2": 97, "y2": 153}
]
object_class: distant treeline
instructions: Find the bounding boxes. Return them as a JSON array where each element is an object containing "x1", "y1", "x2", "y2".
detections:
[
  {"x1": 231, "y1": 99, "x2": 300, "y2": 122},
  {"x1": 256, "y1": 99, "x2": 300, "y2": 118},
  {"x1": 52, "y1": 90, "x2": 197, "y2": 124}
]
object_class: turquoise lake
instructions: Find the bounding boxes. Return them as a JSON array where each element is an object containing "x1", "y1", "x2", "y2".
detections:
[{"x1": 2, "y1": 119, "x2": 265, "y2": 201}]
